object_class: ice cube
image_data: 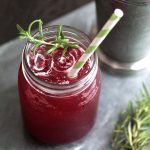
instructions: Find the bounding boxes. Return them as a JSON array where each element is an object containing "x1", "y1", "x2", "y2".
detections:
[{"x1": 34, "y1": 53, "x2": 47, "y2": 71}]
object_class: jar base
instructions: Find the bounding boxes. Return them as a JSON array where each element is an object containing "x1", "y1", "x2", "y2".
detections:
[
  {"x1": 97, "y1": 49, "x2": 150, "y2": 74},
  {"x1": 25, "y1": 121, "x2": 95, "y2": 145}
]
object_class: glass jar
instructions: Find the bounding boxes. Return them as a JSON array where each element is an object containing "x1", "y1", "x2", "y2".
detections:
[{"x1": 18, "y1": 26, "x2": 101, "y2": 144}]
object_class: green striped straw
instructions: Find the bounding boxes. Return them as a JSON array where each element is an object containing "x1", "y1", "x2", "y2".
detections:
[{"x1": 68, "y1": 9, "x2": 124, "y2": 77}]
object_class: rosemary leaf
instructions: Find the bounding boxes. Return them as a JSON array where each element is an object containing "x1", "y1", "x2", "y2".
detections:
[
  {"x1": 17, "y1": 20, "x2": 79, "y2": 55},
  {"x1": 67, "y1": 43, "x2": 79, "y2": 48},
  {"x1": 16, "y1": 24, "x2": 26, "y2": 34},
  {"x1": 32, "y1": 43, "x2": 42, "y2": 55},
  {"x1": 38, "y1": 19, "x2": 44, "y2": 40},
  {"x1": 47, "y1": 46, "x2": 57, "y2": 54},
  {"x1": 61, "y1": 46, "x2": 68, "y2": 57},
  {"x1": 112, "y1": 84, "x2": 150, "y2": 150}
]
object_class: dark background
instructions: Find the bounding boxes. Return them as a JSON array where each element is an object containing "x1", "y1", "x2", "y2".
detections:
[{"x1": 0, "y1": 0, "x2": 92, "y2": 45}]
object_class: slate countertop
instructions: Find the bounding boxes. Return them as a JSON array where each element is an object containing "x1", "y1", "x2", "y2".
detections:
[{"x1": 0, "y1": 2, "x2": 150, "y2": 150}]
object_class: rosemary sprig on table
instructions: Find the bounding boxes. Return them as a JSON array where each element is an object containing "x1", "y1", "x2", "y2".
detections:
[
  {"x1": 16, "y1": 19, "x2": 79, "y2": 55},
  {"x1": 112, "y1": 84, "x2": 150, "y2": 150}
]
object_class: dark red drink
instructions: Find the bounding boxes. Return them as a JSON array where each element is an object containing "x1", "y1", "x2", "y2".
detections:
[{"x1": 18, "y1": 26, "x2": 101, "y2": 144}]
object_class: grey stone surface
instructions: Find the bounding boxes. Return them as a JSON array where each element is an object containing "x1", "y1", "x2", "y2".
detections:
[{"x1": 0, "y1": 2, "x2": 150, "y2": 150}]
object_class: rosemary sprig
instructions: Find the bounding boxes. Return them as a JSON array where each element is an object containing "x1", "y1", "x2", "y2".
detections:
[
  {"x1": 17, "y1": 19, "x2": 79, "y2": 55},
  {"x1": 112, "y1": 83, "x2": 150, "y2": 150}
]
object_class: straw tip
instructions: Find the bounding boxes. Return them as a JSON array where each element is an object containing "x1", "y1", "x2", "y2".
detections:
[{"x1": 114, "y1": 9, "x2": 124, "y2": 18}]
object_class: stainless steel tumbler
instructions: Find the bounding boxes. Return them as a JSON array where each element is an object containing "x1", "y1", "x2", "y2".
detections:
[{"x1": 95, "y1": 0, "x2": 150, "y2": 72}]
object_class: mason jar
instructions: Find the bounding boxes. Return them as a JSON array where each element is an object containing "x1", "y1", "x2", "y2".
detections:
[{"x1": 18, "y1": 26, "x2": 101, "y2": 144}]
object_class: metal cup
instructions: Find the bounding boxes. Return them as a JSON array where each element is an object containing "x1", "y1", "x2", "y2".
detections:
[{"x1": 95, "y1": 0, "x2": 150, "y2": 72}]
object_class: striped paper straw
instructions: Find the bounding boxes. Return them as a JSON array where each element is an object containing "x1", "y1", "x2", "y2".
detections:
[{"x1": 68, "y1": 9, "x2": 124, "y2": 77}]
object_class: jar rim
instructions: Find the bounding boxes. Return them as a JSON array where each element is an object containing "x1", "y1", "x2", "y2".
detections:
[{"x1": 22, "y1": 25, "x2": 98, "y2": 93}]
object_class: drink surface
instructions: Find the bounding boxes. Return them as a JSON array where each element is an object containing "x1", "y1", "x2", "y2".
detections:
[{"x1": 27, "y1": 45, "x2": 92, "y2": 84}]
